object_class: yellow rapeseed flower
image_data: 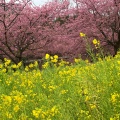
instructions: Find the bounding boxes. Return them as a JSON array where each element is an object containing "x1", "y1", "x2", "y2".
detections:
[
  {"x1": 0, "y1": 64, "x2": 3, "y2": 69},
  {"x1": 45, "y1": 54, "x2": 50, "y2": 60},
  {"x1": 80, "y1": 32, "x2": 86, "y2": 37},
  {"x1": 29, "y1": 63, "x2": 34, "y2": 68},
  {"x1": 19, "y1": 113, "x2": 28, "y2": 120},
  {"x1": 110, "y1": 118, "x2": 114, "y2": 120},
  {"x1": 4, "y1": 59, "x2": 11, "y2": 67},
  {"x1": 6, "y1": 112, "x2": 12, "y2": 119},
  {"x1": 17, "y1": 61, "x2": 22, "y2": 67},
  {"x1": 51, "y1": 59, "x2": 58, "y2": 63},
  {"x1": 14, "y1": 95, "x2": 23, "y2": 104},
  {"x1": 50, "y1": 56, "x2": 53, "y2": 60},
  {"x1": 60, "y1": 90, "x2": 68, "y2": 94},
  {"x1": 34, "y1": 61, "x2": 38, "y2": 67},
  {"x1": 50, "y1": 106, "x2": 58, "y2": 116},
  {"x1": 111, "y1": 93, "x2": 119, "y2": 103},
  {"x1": 89, "y1": 104, "x2": 96, "y2": 109},
  {"x1": 48, "y1": 85, "x2": 56, "y2": 92},
  {"x1": 85, "y1": 59, "x2": 89, "y2": 63},
  {"x1": 1, "y1": 95, "x2": 12, "y2": 105},
  {"x1": 25, "y1": 66, "x2": 29, "y2": 71},
  {"x1": 13, "y1": 105, "x2": 20, "y2": 112},
  {"x1": 54, "y1": 55, "x2": 58, "y2": 59},
  {"x1": 4, "y1": 58, "x2": 7, "y2": 62},
  {"x1": 74, "y1": 58, "x2": 80, "y2": 63},
  {"x1": 117, "y1": 60, "x2": 120, "y2": 64},
  {"x1": 42, "y1": 62, "x2": 49, "y2": 68},
  {"x1": 85, "y1": 96, "x2": 90, "y2": 102},
  {"x1": 97, "y1": 40, "x2": 100, "y2": 45},
  {"x1": 32, "y1": 110, "x2": 39, "y2": 118},
  {"x1": 32, "y1": 109, "x2": 42, "y2": 118},
  {"x1": 11, "y1": 64, "x2": 18, "y2": 69},
  {"x1": 92, "y1": 39, "x2": 98, "y2": 44}
]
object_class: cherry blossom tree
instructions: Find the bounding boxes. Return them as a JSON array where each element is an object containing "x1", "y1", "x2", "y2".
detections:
[
  {"x1": 1, "y1": 0, "x2": 119, "y2": 64},
  {"x1": 44, "y1": 0, "x2": 120, "y2": 60},
  {"x1": 0, "y1": 0, "x2": 73, "y2": 63},
  {"x1": 72, "y1": 0, "x2": 120, "y2": 56},
  {"x1": 0, "y1": 0, "x2": 53, "y2": 63},
  {"x1": 0, "y1": 0, "x2": 42, "y2": 63}
]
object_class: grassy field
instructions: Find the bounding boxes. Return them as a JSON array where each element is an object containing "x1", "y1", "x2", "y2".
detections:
[{"x1": 0, "y1": 53, "x2": 120, "y2": 120}]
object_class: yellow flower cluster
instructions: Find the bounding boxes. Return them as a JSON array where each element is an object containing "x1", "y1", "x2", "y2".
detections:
[
  {"x1": 46, "y1": 54, "x2": 59, "y2": 62},
  {"x1": 13, "y1": 105, "x2": 20, "y2": 112},
  {"x1": 1, "y1": 95, "x2": 12, "y2": 105},
  {"x1": 51, "y1": 55, "x2": 58, "y2": 63},
  {"x1": 74, "y1": 58, "x2": 81, "y2": 63},
  {"x1": 45, "y1": 53, "x2": 50, "y2": 60},
  {"x1": 42, "y1": 54, "x2": 59, "y2": 68},
  {"x1": 80, "y1": 32, "x2": 86, "y2": 37},
  {"x1": 25, "y1": 61, "x2": 39, "y2": 71},
  {"x1": 92, "y1": 39, "x2": 100, "y2": 45},
  {"x1": 0, "y1": 52, "x2": 120, "y2": 119},
  {"x1": 111, "y1": 93, "x2": 119, "y2": 103},
  {"x1": 32, "y1": 106, "x2": 59, "y2": 119},
  {"x1": 92, "y1": 39, "x2": 101, "y2": 50},
  {"x1": 42, "y1": 61, "x2": 49, "y2": 68},
  {"x1": 4, "y1": 58, "x2": 11, "y2": 67}
]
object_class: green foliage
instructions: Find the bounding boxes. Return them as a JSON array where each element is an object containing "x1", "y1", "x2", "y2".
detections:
[
  {"x1": 80, "y1": 32, "x2": 105, "y2": 63},
  {"x1": 0, "y1": 53, "x2": 120, "y2": 119}
]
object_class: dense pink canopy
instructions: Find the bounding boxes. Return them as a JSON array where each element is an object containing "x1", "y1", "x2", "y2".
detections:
[{"x1": 0, "y1": 0, "x2": 120, "y2": 63}]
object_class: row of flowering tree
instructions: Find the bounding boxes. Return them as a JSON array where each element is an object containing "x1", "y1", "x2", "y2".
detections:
[
  {"x1": 73, "y1": 0, "x2": 120, "y2": 56},
  {"x1": 0, "y1": 0, "x2": 69, "y2": 63},
  {"x1": 0, "y1": 0, "x2": 120, "y2": 63}
]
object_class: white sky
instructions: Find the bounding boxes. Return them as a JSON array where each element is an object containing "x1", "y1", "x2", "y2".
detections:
[
  {"x1": 32, "y1": 0, "x2": 75, "y2": 6},
  {"x1": 6, "y1": 0, "x2": 75, "y2": 7},
  {"x1": 32, "y1": 0, "x2": 52, "y2": 6},
  {"x1": 6, "y1": 0, "x2": 51, "y2": 6}
]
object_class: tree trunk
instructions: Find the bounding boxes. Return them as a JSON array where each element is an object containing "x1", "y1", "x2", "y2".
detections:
[{"x1": 113, "y1": 30, "x2": 120, "y2": 56}]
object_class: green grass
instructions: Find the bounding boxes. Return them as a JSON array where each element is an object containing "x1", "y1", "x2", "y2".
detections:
[{"x1": 0, "y1": 53, "x2": 120, "y2": 120}]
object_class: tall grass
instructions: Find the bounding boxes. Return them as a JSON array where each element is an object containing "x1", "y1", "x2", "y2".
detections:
[{"x1": 0, "y1": 53, "x2": 120, "y2": 120}]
